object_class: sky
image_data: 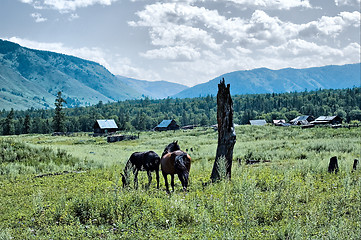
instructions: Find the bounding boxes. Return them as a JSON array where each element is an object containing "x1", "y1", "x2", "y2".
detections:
[{"x1": 0, "y1": 0, "x2": 360, "y2": 87}]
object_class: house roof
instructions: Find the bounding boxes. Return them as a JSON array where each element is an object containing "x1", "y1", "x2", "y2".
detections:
[
  {"x1": 273, "y1": 119, "x2": 286, "y2": 124},
  {"x1": 156, "y1": 120, "x2": 174, "y2": 128},
  {"x1": 96, "y1": 119, "x2": 118, "y2": 129},
  {"x1": 250, "y1": 119, "x2": 267, "y2": 126},
  {"x1": 290, "y1": 115, "x2": 311, "y2": 122},
  {"x1": 314, "y1": 116, "x2": 338, "y2": 121}
]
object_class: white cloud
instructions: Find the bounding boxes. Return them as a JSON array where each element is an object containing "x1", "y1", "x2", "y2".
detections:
[
  {"x1": 68, "y1": 13, "x2": 80, "y2": 21},
  {"x1": 20, "y1": 0, "x2": 119, "y2": 12},
  {"x1": 131, "y1": 0, "x2": 312, "y2": 9},
  {"x1": 141, "y1": 45, "x2": 201, "y2": 61},
  {"x1": 128, "y1": 2, "x2": 360, "y2": 84},
  {"x1": 30, "y1": 12, "x2": 47, "y2": 22},
  {"x1": 261, "y1": 40, "x2": 360, "y2": 67},
  {"x1": 129, "y1": 3, "x2": 223, "y2": 60},
  {"x1": 131, "y1": 2, "x2": 359, "y2": 49},
  {"x1": 301, "y1": 11, "x2": 361, "y2": 37},
  {"x1": 335, "y1": 0, "x2": 361, "y2": 6},
  {"x1": 226, "y1": 0, "x2": 311, "y2": 10}
]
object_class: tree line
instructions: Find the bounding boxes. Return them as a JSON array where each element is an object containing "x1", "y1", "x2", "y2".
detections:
[{"x1": 0, "y1": 87, "x2": 360, "y2": 135}]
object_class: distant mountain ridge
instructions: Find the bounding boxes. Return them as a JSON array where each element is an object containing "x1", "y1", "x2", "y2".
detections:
[
  {"x1": 118, "y1": 76, "x2": 188, "y2": 99},
  {"x1": 173, "y1": 64, "x2": 361, "y2": 98},
  {"x1": 0, "y1": 39, "x2": 188, "y2": 110}
]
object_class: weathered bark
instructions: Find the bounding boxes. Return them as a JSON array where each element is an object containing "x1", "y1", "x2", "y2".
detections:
[
  {"x1": 211, "y1": 78, "x2": 236, "y2": 182},
  {"x1": 328, "y1": 156, "x2": 339, "y2": 173}
]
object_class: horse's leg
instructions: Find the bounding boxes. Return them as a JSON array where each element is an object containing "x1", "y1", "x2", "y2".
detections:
[
  {"x1": 155, "y1": 170, "x2": 160, "y2": 189},
  {"x1": 162, "y1": 171, "x2": 170, "y2": 193},
  {"x1": 134, "y1": 170, "x2": 139, "y2": 189},
  {"x1": 171, "y1": 174, "x2": 175, "y2": 192},
  {"x1": 146, "y1": 171, "x2": 152, "y2": 189}
]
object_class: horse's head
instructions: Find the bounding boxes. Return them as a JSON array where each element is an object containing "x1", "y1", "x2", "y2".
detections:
[
  {"x1": 174, "y1": 153, "x2": 190, "y2": 191},
  {"x1": 120, "y1": 172, "x2": 130, "y2": 188},
  {"x1": 162, "y1": 140, "x2": 180, "y2": 157}
]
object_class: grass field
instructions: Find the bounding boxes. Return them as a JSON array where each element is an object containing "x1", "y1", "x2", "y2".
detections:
[{"x1": 0, "y1": 126, "x2": 360, "y2": 239}]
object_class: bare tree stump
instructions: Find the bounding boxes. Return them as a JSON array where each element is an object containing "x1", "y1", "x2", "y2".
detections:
[
  {"x1": 353, "y1": 159, "x2": 358, "y2": 171},
  {"x1": 328, "y1": 156, "x2": 339, "y2": 173},
  {"x1": 210, "y1": 79, "x2": 236, "y2": 182}
]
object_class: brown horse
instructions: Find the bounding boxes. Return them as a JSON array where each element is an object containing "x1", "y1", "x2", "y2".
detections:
[{"x1": 161, "y1": 142, "x2": 191, "y2": 192}]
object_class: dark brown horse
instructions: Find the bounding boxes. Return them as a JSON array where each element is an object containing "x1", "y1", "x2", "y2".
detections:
[
  {"x1": 161, "y1": 140, "x2": 180, "y2": 157},
  {"x1": 121, "y1": 151, "x2": 160, "y2": 189},
  {"x1": 161, "y1": 142, "x2": 191, "y2": 192}
]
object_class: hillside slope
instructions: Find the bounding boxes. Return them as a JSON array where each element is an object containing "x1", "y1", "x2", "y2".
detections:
[
  {"x1": 0, "y1": 39, "x2": 141, "y2": 110},
  {"x1": 173, "y1": 64, "x2": 361, "y2": 98}
]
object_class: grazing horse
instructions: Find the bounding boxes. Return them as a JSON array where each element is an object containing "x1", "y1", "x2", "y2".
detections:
[
  {"x1": 161, "y1": 142, "x2": 191, "y2": 192},
  {"x1": 121, "y1": 151, "x2": 160, "y2": 189}
]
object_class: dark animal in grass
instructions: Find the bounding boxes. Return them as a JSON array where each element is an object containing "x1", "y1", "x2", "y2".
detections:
[
  {"x1": 121, "y1": 151, "x2": 160, "y2": 189},
  {"x1": 161, "y1": 141, "x2": 191, "y2": 193},
  {"x1": 328, "y1": 156, "x2": 339, "y2": 173},
  {"x1": 352, "y1": 159, "x2": 358, "y2": 171}
]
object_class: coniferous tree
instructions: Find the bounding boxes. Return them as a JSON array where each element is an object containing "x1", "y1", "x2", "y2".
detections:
[
  {"x1": 23, "y1": 114, "x2": 31, "y2": 134},
  {"x1": 3, "y1": 108, "x2": 15, "y2": 135},
  {"x1": 53, "y1": 91, "x2": 67, "y2": 132}
]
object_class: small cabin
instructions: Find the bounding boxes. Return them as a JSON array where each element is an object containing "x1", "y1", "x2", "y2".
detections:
[
  {"x1": 310, "y1": 116, "x2": 342, "y2": 125},
  {"x1": 290, "y1": 115, "x2": 315, "y2": 125},
  {"x1": 154, "y1": 120, "x2": 180, "y2": 131},
  {"x1": 94, "y1": 119, "x2": 118, "y2": 135},
  {"x1": 249, "y1": 119, "x2": 267, "y2": 126}
]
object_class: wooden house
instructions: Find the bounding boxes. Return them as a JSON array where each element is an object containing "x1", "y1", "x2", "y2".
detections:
[
  {"x1": 310, "y1": 116, "x2": 342, "y2": 125},
  {"x1": 154, "y1": 120, "x2": 180, "y2": 131},
  {"x1": 94, "y1": 119, "x2": 118, "y2": 135}
]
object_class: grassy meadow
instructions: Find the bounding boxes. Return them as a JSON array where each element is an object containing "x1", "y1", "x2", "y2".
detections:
[{"x1": 0, "y1": 125, "x2": 360, "y2": 239}]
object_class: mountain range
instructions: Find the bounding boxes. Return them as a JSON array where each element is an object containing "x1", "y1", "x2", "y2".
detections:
[
  {"x1": 0, "y1": 39, "x2": 187, "y2": 110},
  {"x1": 0, "y1": 39, "x2": 360, "y2": 110},
  {"x1": 174, "y1": 64, "x2": 360, "y2": 98}
]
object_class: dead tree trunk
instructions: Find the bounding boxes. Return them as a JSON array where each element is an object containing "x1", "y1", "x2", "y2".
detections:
[{"x1": 210, "y1": 79, "x2": 236, "y2": 182}]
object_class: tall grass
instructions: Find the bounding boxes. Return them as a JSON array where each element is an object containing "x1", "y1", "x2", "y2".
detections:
[
  {"x1": 0, "y1": 138, "x2": 92, "y2": 177},
  {"x1": 0, "y1": 126, "x2": 360, "y2": 239}
]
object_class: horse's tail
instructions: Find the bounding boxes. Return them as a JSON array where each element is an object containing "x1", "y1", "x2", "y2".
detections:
[{"x1": 175, "y1": 153, "x2": 189, "y2": 173}]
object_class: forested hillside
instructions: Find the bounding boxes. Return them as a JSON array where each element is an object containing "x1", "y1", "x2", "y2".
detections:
[{"x1": 0, "y1": 87, "x2": 360, "y2": 135}]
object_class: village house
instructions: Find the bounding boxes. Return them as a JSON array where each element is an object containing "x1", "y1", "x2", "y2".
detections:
[
  {"x1": 310, "y1": 116, "x2": 342, "y2": 125},
  {"x1": 154, "y1": 120, "x2": 180, "y2": 131},
  {"x1": 93, "y1": 119, "x2": 118, "y2": 135}
]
